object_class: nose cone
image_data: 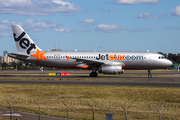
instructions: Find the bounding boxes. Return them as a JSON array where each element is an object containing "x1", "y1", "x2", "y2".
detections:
[{"x1": 166, "y1": 60, "x2": 173, "y2": 67}]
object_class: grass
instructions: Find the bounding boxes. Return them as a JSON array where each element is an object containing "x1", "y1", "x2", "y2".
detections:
[
  {"x1": 0, "y1": 85, "x2": 180, "y2": 103},
  {"x1": 1, "y1": 85, "x2": 180, "y2": 120}
]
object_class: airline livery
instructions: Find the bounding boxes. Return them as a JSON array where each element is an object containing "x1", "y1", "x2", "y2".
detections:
[{"x1": 8, "y1": 25, "x2": 173, "y2": 77}]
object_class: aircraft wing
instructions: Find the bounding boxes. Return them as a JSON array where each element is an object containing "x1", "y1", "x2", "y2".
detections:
[
  {"x1": 73, "y1": 58, "x2": 104, "y2": 66},
  {"x1": 69, "y1": 57, "x2": 125, "y2": 66}
]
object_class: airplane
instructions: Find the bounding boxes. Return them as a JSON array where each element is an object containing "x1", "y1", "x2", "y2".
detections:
[{"x1": 8, "y1": 25, "x2": 173, "y2": 77}]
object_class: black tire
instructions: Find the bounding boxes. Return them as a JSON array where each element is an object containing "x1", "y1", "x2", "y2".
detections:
[
  {"x1": 94, "y1": 72, "x2": 98, "y2": 77},
  {"x1": 90, "y1": 72, "x2": 98, "y2": 77},
  {"x1": 90, "y1": 73, "x2": 93, "y2": 77}
]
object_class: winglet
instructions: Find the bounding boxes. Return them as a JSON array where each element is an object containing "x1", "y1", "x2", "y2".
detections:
[{"x1": 65, "y1": 55, "x2": 71, "y2": 60}]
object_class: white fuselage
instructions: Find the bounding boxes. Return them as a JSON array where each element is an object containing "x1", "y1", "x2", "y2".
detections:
[{"x1": 16, "y1": 51, "x2": 173, "y2": 70}]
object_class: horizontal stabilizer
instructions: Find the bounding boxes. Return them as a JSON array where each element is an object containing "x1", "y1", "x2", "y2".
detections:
[
  {"x1": 8, "y1": 53, "x2": 29, "y2": 60},
  {"x1": 8, "y1": 53, "x2": 29, "y2": 57}
]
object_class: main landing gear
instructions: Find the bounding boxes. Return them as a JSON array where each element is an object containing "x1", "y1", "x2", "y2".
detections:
[
  {"x1": 90, "y1": 66, "x2": 98, "y2": 77},
  {"x1": 148, "y1": 69, "x2": 152, "y2": 78},
  {"x1": 90, "y1": 72, "x2": 98, "y2": 77}
]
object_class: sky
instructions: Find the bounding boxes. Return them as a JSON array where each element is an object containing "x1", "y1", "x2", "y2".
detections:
[{"x1": 0, "y1": 0, "x2": 180, "y2": 56}]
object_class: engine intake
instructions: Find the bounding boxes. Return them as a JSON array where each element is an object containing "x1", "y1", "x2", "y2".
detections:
[{"x1": 98, "y1": 66, "x2": 124, "y2": 74}]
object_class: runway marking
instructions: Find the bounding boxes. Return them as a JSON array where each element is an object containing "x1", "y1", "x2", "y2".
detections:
[
  {"x1": 0, "y1": 113, "x2": 22, "y2": 117},
  {"x1": 145, "y1": 79, "x2": 151, "y2": 83},
  {"x1": 170, "y1": 79, "x2": 174, "y2": 83}
]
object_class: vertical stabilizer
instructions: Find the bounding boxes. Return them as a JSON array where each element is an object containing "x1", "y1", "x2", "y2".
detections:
[{"x1": 11, "y1": 25, "x2": 42, "y2": 55}]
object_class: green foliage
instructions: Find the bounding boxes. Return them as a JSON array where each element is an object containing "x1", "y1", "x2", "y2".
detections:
[{"x1": 0, "y1": 61, "x2": 54, "y2": 70}]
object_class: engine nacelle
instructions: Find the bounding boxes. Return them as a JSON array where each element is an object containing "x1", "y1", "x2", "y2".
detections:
[{"x1": 98, "y1": 66, "x2": 124, "y2": 74}]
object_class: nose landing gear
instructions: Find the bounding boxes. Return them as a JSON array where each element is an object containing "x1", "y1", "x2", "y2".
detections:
[{"x1": 148, "y1": 69, "x2": 152, "y2": 78}]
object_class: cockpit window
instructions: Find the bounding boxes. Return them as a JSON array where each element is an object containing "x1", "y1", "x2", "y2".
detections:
[{"x1": 158, "y1": 56, "x2": 166, "y2": 59}]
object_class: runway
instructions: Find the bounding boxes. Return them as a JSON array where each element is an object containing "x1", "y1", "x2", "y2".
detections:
[
  {"x1": 0, "y1": 79, "x2": 180, "y2": 87},
  {"x1": 0, "y1": 70, "x2": 180, "y2": 87},
  {"x1": 0, "y1": 108, "x2": 66, "y2": 120},
  {"x1": 0, "y1": 70, "x2": 179, "y2": 74}
]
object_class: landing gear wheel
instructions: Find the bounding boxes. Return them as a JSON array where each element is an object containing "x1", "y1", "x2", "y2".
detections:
[
  {"x1": 90, "y1": 72, "x2": 98, "y2": 77},
  {"x1": 90, "y1": 73, "x2": 93, "y2": 77},
  {"x1": 148, "y1": 75, "x2": 152, "y2": 78}
]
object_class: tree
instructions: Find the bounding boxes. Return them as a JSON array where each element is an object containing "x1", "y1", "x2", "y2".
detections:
[{"x1": 1, "y1": 62, "x2": 8, "y2": 70}]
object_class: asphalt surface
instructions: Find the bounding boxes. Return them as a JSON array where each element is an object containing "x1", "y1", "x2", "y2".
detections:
[
  {"x1": 0, "y1": 108, "x2": 69, "y2": 120},
  {"x1": 0, "y1": 69, "x2": 179, "y2": 74},
  {"x1": 0, "y1": 77, "x2": 180, "y2": 87},
  {"x1": 0, "y1": 70, "x2": 180, "y2": 87}
]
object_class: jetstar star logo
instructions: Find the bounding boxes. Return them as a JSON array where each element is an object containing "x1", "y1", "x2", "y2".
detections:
[
  {"x1": 31, "y1": 49, "x2": 48, "y2": 63},
  {"x1": 66, "y1": 55, "x2": 71, "y2": 60}
]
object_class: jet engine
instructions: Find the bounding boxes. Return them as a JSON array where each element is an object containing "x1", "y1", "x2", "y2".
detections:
[{"x1": 98, "y1": 66, "x2": 124, "y2": 74}]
